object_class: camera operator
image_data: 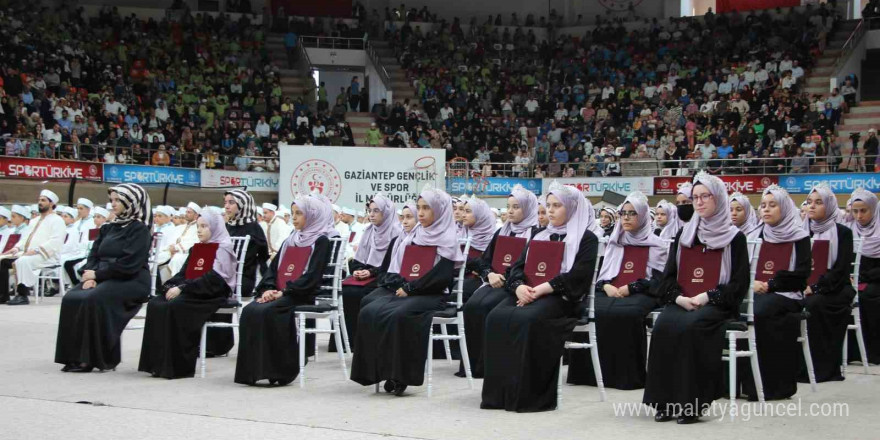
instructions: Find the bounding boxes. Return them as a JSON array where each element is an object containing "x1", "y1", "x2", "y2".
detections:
[{"x1": 865, "y1": 128, "x2": 878, "y2": 171}]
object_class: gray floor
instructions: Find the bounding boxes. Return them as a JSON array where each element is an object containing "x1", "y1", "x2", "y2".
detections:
[{"x1": 2, "y1": 298, "x2": 879, "y2": 439}]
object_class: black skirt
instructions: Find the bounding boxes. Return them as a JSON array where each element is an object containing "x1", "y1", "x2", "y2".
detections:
[
  {"x1": 234, "y1": 295, "x2": 311, "y2": 385},
  {"x1": 138, "y1": 294, "x2": 227, "y2": 379},
  {"x1": 567, "y1": 293, "x2": 658, "y2": 390},
  {"x1": 643, "y1": 304, "x2": 729, "y2": 416},
  {"x1": 849, "y1": 284, "x2": 880, "y2": 364},
  {"x1": 800, "y1": 287, "x2": 855, "y2": 382},
  {"x1": 350, "y1": 287, "x2": 446, "y2": 386},
  {"x1": 480, "y1": 295, "x2": 576, "y2": 412},
  {"x1": 739, "y1": 293, "x2": 803, "y2": 401},
  {"x1": 329, "y1": 283, "x2": 374, "y2": 353},
  {"x1": 461, "y1": 285, "x2": 509, "y2": 378},
  {"x1": 54, "y1": 270, "x2": 151, "y2": 370}
]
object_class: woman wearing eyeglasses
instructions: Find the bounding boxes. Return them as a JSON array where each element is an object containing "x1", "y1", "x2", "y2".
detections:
[
  {"x1": 567, "y1": 192, "x2": 667, "y2": 390},
  {"x1": 739, "y1": 185, "x2": 811, "y2": 401},
  {"x1": 643, "y1": 172, "x2": 750, "y2": 424},
  {"x1": 800, "y1": 184, "x2": 855, "y2": 383},
  {"x1": 848, "y1": 189, "x2": 880, "y2": 365}
]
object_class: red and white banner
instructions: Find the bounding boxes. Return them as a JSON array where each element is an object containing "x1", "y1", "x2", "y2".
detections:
[
  {"x1": 0, "y1": 157, "x2": 103, "y2": 180},
  {"x1": 654, "y1": 175, "x2": 778, "y2": 195},
  {"x1": 202, "y1": 169, "x2": 279, "y2": 192}
]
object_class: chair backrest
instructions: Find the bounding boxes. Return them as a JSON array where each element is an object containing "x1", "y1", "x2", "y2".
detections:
[
  {"x1": 587, "y1": 237, "x2": 608, "y2": 321},
  {"x1": 451, "y1": 237, "x2": 472, "y2": 308},
  {"x1": 149, "y1": 232, "x2": 162, "y2": 297},
  {"x1": 744, "y1": 239, "x2": 763, "y2": 324},
  {"x1": 230, "y1": 235, "x2": 251, "y2": 302},
  {"x1": 319, "y1": 237, "x2": 347, "y2": 304},
  {"x1": 853, "y1": 238, "x2": 863, "y2": 289}
]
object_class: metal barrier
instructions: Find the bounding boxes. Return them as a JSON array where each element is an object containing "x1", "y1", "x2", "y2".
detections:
[
  {"x1": 299, "y1": 36, "x2": 366, "y2": 50},
  {"x1": 445, "y1": 160, "x2": 534, "y2": 178}
]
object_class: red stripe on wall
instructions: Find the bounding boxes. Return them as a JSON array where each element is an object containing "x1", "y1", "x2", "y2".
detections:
[{"x1": 716, "y1": 0, "x2": 801, "y2": 13}]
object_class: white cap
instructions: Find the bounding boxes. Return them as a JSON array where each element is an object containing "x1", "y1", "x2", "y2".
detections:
[
  {"x1": 256, "y1": 207, "x2": 264, "y2": 216},
  {"x1": 341, "y1": 207, "x2": 356, "y2": 216},
  {"x1": 155, "y1": 206, "x2": 175, "y2": 217},
  {"x1": 12, "y1": 205, "x2": 30, "y2": 218},
  {"x1": 93, "y1": 207, "x2": 110, "y2": 218},
  {"x1": 76, "y1": 198, "x2": 94, "y2": 209},
  {"x1": 0, "y1": 207, "x2": 11, "y2": 220},
  {"x1": 177, "y1": 208, "x2": 187, "y2": 217},
  {"x1": 30, "y1": 204, "x2": 39, "y2": 213},
  {"x1": 262, "y1": 203, "x2": 278, "y2": 212},
  {"x1": 186, "y1": 202, "x2": 202, "y2": 214},
  {"x1": 396, "y1": 209, "x2": 402, "y2": 215},
  {"x1": 62, "y1": 206, "x2": 78, "y2": 218},
  {"x1": 331, "y1": 204, "x2": 341, "y2": 213},
  {"x1": 277, "y1": 207, "x2": 290, "y2": 216},
  {"x1": 106, "y1": 203, "x2": 113, "y2": 211},
  {"x1": 40, "y1": 189, "x2": 59, "y2": 204},
  {"x1": 500, "y1": 208, "x2": 508, "y2": 214},
  {"x1": 491, "y1": 208, "x2": 500, "y2": 216}
]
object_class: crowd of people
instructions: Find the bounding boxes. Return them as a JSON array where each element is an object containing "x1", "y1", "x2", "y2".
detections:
[{"x1": 1, "y1": 169, "x2": 876, "y2": 424}]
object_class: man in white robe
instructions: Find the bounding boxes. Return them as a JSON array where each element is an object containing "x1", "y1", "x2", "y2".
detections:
[
  {"x1": 261, "y1": 203, "x2": 292, "y2": 260},
  {"x1": 0, "y1": 207, "x2": 13, "y2": 235},
  {"x1": 153, "y1": 205, "x2": 179, "y2": 280},
  {"x1": 162, "y1": 202, "x2": 202, "y2": 281},
  {"x1": 72, "y1": 198, "x2": 96, "y2": 234},
  {"x1": 9, "y1": 205, "x2": 30, "y2": 235}
]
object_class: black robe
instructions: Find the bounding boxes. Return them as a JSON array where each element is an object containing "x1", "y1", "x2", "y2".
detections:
[
  {"x1": 461, "y1": 227, "x2": 541, "y2": 377},
  {"x1": 739, "y1": 235, "x2": 811, "y2": 401},
  {"x1": 800, "y1": 225, "x2": 855, "y2": 382},
  {"x1": 350, "y1": 256, "x2": 455, "y2": 387},
  {"x1": 205, "y1": 221, "x2": 269, "y2": 356},
  {"x1": 481, "y1": 230, "x2": 599, "y2": 412},
  {"x1": 234, "y1": 236, "x2": 332, "y2": 385},
  {"x1": 849, "y1": 253, "x2": 880, "y2": 364},
  {"x1": 55, "y1": 222, "x2": 152, "y2": 370},
  {"x1": 567, "y1": 264, "x2": 662, "y2": 390},
  {"x1": 643, "y1": 232, "x2": 749, "y2": 417},
  {"x1": 138, "y1": 253, "x2": 232, "y2": 379}
]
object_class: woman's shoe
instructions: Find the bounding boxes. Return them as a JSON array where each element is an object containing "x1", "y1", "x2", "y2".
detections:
[
  {"x1": 67, "y1": 364, "x2": 94, "y2": 373},
  {"x1": 383, "y1": 380, "x2": 396, "y2": 393},
  {"x1": 654, "y1": 411, "x2": 674, "y2": 422},
  {"x1": 393, "y1": 382, "x2": 408, "y2": 396},
  {"x1": 676, "y1": 416, "x2": 700, "y2": 425}
]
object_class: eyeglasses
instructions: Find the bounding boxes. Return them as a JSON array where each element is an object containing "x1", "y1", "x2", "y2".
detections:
[
  {"x1": 692, "y1": 193, "x2": 715, "y2": 203},
  {"x1": 617, "y1": 210, "x2": 638, "y2": 218}
]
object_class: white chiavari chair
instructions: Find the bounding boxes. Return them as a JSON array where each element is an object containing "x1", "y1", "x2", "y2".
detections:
[
  {"x1": 843, "y1": 238, "x2": 870, "y2": 376},
  {"x1": 125, "y1": 232, "x2": 162, "y2": 331}
]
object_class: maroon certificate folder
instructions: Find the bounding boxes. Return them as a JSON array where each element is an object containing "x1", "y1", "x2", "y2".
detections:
[
  {"x1": 88, "y1": 228, "x2": 100, "y2": 241},
  {"x1": 400, "y1": 245, "x2": 437, "y2": 281},
  {"x1": 611, "y1": 246, "x2": 650, "y2": 287},
  {"x1": 185, "y1": 242, "x2": 219, "y2": 280},
  {"x1": 523, "y1": 240, "x2": 565, "y2": 286},
  {"x1": 466, "y1": 246, "x2": 483, "y2": 260},
  {"x1": 491, "y1": 236, "x2": 527, "y2": 274},
  {"x1": 3, "y1": 234, "x2": 20, "y2": 253},
  {"x1": 677, "y1": 245, "x2": 723, "y2": 298},
  {"x1": 756, "y1": 241, "x2": 794, "y2": 282},
  {"x1": 342, "y1": 275, "x2": 376, "y2": 286},
  {"x1": 276, "y1": 245, "x2": 313, "y2": 288},
  {"x1": 808, "y1": 240, "x2": 830, "y2": 286},
  {"x1": 349, "y1": 231, "x2": 356, "y2": 243}
]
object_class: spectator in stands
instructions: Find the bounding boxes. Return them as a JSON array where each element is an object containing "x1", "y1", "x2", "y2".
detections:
[{"x1": 152, "y1": 144, "x2": 171, "y2": 166}]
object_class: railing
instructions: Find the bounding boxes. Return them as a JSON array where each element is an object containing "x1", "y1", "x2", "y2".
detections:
[
  {"x1": 365, "y1": 40, "x2": 392, "y2": 91},
  {"x1": 299, "y1": 36, "x2": 366, "y2": 50},
  {"x1": 831, "y1": 18, "x2": 869, "y2": 74},
  {"x1": 446, "y1": 160, "x2": 535, "y2": 178}
]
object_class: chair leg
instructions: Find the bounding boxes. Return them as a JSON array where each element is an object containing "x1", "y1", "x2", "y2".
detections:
[
  {"x1": 338, "y1": 302, "x2": 352, "y2": 354},
  {"x1": 59, "y1": 274, "x2": 66, "y2": 297},
  {"x1": 557, "y1": 356, "x2": 564, "y2": 409},
  {"x1": 800, "y1": 320, "x2": 817, "y2": 392},
  {"x1": 842, "y1": 330, "x2": 848, "y2": 378},
  {"x1": 333, "y1": 313, "x2": 348, "y2": 379},
  {"x1": 199, "y1": 324, "x2": 208, "y2": 378},
  {"x1": 748, "y1": 330, "x2": 765, "y2": 403},
  {"x1": 456, "y1": 315, "x2": 474, "y2": 390},
  {"x1": 313, "y1": 317, "x2": 319, "y2": 362},
  {"x1": 427, "y1": 324, "x2": 435, "y2": 397},
  {"x1": 299, "y1": 315, "x2": 307, "y2": 388},
  {"x1": 440, "y1": 324, "x2": 453, "y2": 364},
  {"x1": 728, "y1": 333, "x2": 737, "y2": 422},
  {"x1": 588, "y1": 324, "x2": 606, "y2": 402},
  {"x1": 854, "y1": 310, "x2": 870, "y2": 374}
]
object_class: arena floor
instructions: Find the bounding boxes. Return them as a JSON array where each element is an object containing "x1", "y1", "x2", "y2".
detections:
[{"x1": 3, "y1": 298, "x2": 880, "y2": 439}]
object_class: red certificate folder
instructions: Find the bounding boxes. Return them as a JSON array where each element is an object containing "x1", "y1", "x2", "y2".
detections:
[
  {"x1": 808, "y1": 240, "x2": 830, "y2": 286},
  {"x1": 88, "y1": 228, "x2": 100, "y2": 241},
  {"x1": 756, "y1": 241, "x2": 794, "y2": 282},
  {"x1": 523, "y1": 240, "x2": 564, "y2": 286},
  {"x1": 276, "y1": 245, "x2": 313, "y2": 288},
  {"x1": 342, "y1": 275, "x2": 376, "y2": 286},
  {"x1": 185, "y1": 242, "x2": 219, "y2": 280},
  {"x1": 400, "y1": 245, "x2": 437, "y2": 281},
  {"x1": 611, "y1": 246, "x2": 650, "y2": 287},
  {"x1": 677, "y1": 245, "x2": 723, "y2": 298},
  {"x1": 349, "y1": 231, "x2": 357, "y2": 243},
  {"x1": 491, "y1": 236, "x2": 527, "y2": 274},
  {"x1": 3, "y1": 234, "x2": 20, "y2": 253},
  {"x1": 465, "y1": 246, "x2": 483, "y2": 260}
]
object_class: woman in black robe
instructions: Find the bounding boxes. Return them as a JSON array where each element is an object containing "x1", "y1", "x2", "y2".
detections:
[
  {"x1": 568, "y1": 192, "x2": 665, "y2": 390},
  {"x1": 234, "y1": 194, "x2": 336, "y2": 386},
  {"x1": 847, "y1": 189, "x2": 880, "y2": 364},
  {"x1": 739, "y1": 185, "x2": 811, "y2": 401},
  {"x1": 350, "y1": 187, "x2": 465, "y2": 396},
  {"x1": 799, "y1": 184, "x2": 855, "y2": 383},
  {"x1": 644, "y1": 172, "x2": 749, "y2": 424},
  {"x1": 138, "y1": 209, "x2": 238, "y2": 379},
  {"x1": 481, "y1": 183, "x2": 599, "y2": 412},
  {"x1": 461, "y1": 185, "x2": 539, "y2": 378},
  {"x1": 340, "y1": 195, "x2": 403, "y2": 351},
  {"x1": 205, "y1": 189, "x2": 270, "y2": 358},
  {"x1": 55, "y1": 184, "x2": 152, "y2": 372}
]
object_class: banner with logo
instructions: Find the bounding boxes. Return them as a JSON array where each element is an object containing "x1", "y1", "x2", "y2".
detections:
[
  {"x1": 446, "y1": 177, "x2": 542, "y2": 196},
  {"x1": 279, "y1": 145, "x2": 445, "y2": 209},
  {"x1": 542, "y1": 177, "x2": 654, "y2": 197},
  {"x1": 202, "y1": 169, "x2": 279, "y2": 192},
  {"x1": 654, "y1": 175, "x2": 777, "y2": 195},
  {"x1": 780, "y1": 173, "x2": 880, "y2": 195},
  {"x1": 0, "y1": 157, "x2": 103, "y2": 180},
  {"x1": 103, "y1": 164, "x2": 201, "y2": 186}
]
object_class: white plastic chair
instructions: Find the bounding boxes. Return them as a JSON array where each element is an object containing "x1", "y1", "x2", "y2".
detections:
[
  {"x1": 198, "y1": 235, "x2": 250, "y2": 378},
  {"x1": 34, "y1": 265, "x2": 65, "y2": 304},
  {"x1": 294, "y1": 236, "x2": 348, "y2": 387},
  {"x1": 124, "y1": 232, "x2": 162, "y2": 331},
  {"x1": 558, "y1": 237, "x2": 608, "y2": 407},
  {"x1": 843, "y1": 238, "x2": 870, "y2": 376}
]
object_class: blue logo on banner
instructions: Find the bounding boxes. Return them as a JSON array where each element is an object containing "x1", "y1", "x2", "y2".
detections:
[
  {"x1": 781, "y1": 173, "x2": 880, "y2": 194},
  {"x1": 446, "y1": 178, "x2": 542, "y2": 196},
  {"x1": 103, "y1": 164, "x2": 201, "y2": 186}
]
